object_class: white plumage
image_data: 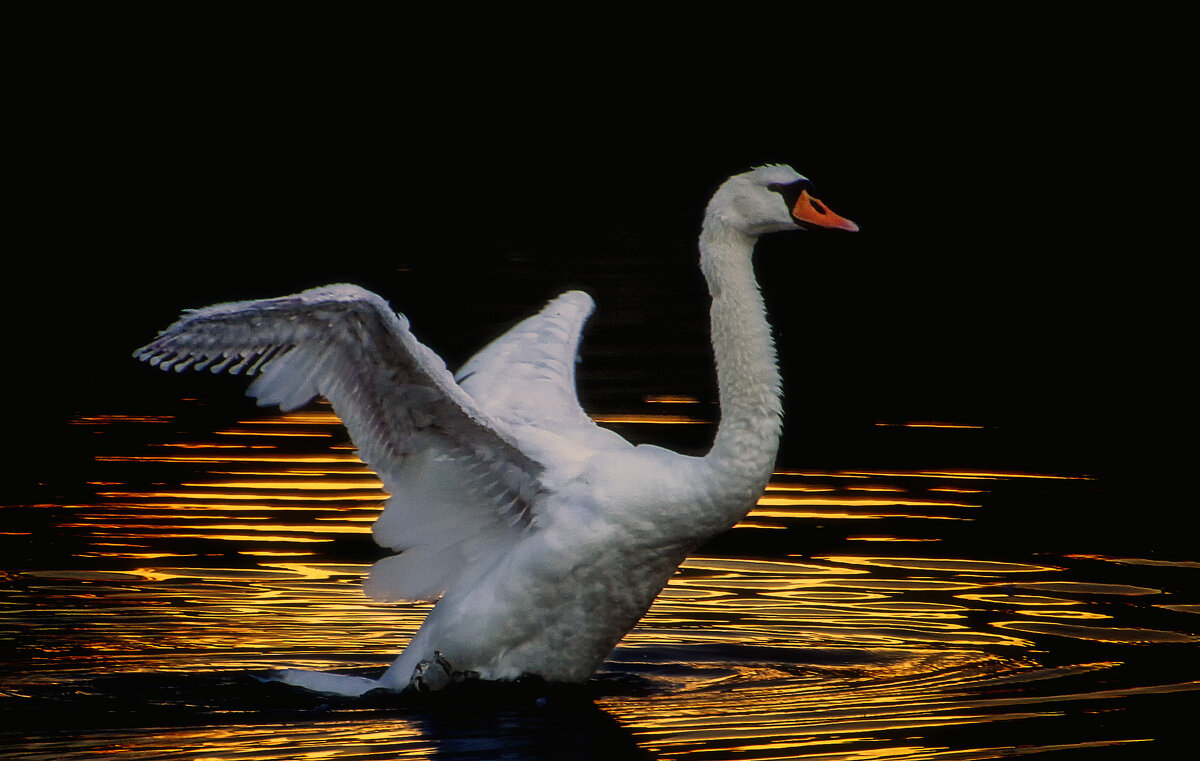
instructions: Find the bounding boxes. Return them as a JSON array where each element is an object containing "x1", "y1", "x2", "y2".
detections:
[{"x1": 135, "y1": 165, "x2": 857, "y2": 696}]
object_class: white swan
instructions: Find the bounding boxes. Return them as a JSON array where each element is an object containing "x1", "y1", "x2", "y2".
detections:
[{"x1": 135, "y1": 164, "x2": 858, "y2": 696}]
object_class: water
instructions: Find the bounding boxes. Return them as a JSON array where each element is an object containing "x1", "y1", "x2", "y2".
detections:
[
  {"x1": 5, "y1": 399, "x2": 1197, "y2": 759},
  {"x1": 5, "y1": 246, "x2": 1197, "y2": 759}
]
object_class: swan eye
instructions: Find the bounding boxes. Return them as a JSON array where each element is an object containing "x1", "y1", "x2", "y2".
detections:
[{"x1": 767, "y1": 180, "x2": 815, "y2": 212}]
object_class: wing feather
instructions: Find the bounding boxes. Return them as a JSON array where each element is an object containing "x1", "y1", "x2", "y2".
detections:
[{"x1": 456, "y1": 290, "x2": 595, "y2": 430}]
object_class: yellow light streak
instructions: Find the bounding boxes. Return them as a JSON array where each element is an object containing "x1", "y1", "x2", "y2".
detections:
[
  {"x1": 70, "y1": 414, "x2": 175, "y2": 425},
  {"x1": 58, "y1": 521, "x2": 369, "y2": 535},
  {"x1": 214, "y1": 429, "x2": 334, "y2": 438},
  {"x1": 236, "y1": 411, "x2": 342, "y2": 425},
  {"x1": 179, "y1": 479, "x2": 384, "y2": 491},
  {"x1": 841, "y1": 470, "x2": 1092, "y2": 481},
  {"x1": 992, "y1": 621, "x2": 1200, "y2": 643},
  {"x1": 96, "y1": 490, "x2": 384, "y2": 503},
  {"x1": 820, "y1": 556, "x2": 1060, "y2": 574},
  {"x1": 848, "y1": 536, "x2": 943, "y2": 543},
  {"x1": 756, "y1": 496, "x2": 980, "y2": 509},
  {"x1": 590, "y1": 413, "x2": 709, "y2": 425},
  {"x1": 97, "y1": 452, "x2": 363, "y2": 464}
]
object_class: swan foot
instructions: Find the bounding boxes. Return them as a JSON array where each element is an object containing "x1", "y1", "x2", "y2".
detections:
[{"x1": 409, "y1": 651, "x2": 479, "y2": 692}]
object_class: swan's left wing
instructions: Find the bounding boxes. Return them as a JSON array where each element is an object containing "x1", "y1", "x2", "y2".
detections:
[
  {"x1": 134, "y1": 284, "x2": 544, "y2": 535},
  {"x1": 455, "y1": 290, "x2": 597, "y2": 432}
]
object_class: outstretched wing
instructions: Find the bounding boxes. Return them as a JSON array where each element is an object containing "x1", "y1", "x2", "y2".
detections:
[
  {"x1": 456, "y1": 289, "x2": 634, "y2": 463},
  {"x1": 455, "y1": 290, "x2": 595, "y2": 430},
  {"x1": 135, "y1": 284, "x2": 546, "y2": 599}
]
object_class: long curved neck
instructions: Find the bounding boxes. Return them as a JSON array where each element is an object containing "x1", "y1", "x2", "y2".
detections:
[{"x1": 698, "y1": 216, "x2": 783, "y2": 506}]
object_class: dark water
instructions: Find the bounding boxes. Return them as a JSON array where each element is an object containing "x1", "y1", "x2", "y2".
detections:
[
  {"x1": 6, "y1": 207, "x2": 1196, "y2": 759},
  {"x1": 4, "y1": 392, "x2": 1198, "y2": 759}
]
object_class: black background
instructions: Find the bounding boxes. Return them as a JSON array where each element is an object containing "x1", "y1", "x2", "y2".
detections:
[{"x1": 11, "y1": 12, "x2": 1186, "y2": 511}]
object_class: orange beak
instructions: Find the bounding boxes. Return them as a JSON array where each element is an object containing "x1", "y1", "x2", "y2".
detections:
[{"x1": 791, "y1": 189, "x2": 859, "y2": 232}]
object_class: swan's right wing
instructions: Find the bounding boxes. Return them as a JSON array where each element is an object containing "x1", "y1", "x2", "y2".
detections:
[{"x1": 135, "y1": 285, "x2": 545, "y2": 600}]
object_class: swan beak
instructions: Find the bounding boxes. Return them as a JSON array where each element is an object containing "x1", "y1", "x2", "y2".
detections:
[{"x1": 791, "y1": 190, "x2": 859, "y2": 232}]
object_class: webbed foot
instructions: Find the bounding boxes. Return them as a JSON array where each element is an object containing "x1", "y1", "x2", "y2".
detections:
[{"x1": 409, "y1": 652, "x2": 480, "y2": 692}]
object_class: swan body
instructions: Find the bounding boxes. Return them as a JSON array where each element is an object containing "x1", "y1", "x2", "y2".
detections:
[{"x1": 135, "y1": 165, "x2": 857, "y2": 696}]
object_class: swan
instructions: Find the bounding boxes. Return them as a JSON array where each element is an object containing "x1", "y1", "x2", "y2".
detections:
[{"x1": 134, "y1": 164, "x2": 858, "y2": 696}]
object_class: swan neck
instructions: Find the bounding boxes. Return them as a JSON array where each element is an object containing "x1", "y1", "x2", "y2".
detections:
[{"x1": 699, "y1": 217, "x2": 783, "y2": 501}]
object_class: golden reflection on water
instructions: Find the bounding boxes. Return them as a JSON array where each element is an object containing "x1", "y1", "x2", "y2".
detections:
[{"x1": 5, "y1": 401, "x2": 1197, "y2": 759}]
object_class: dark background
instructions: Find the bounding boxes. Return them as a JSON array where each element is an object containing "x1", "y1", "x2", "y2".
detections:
[{"x1": 11, "y1": 13, "x2": 1186, "y2": 517}]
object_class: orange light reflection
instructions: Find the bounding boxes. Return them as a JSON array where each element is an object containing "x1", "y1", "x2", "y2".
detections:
[{"x1": 590, "y1": 414, "x2": 709, "y2": 425}]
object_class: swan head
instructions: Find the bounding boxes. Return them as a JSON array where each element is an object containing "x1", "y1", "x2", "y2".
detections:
[{"x1": 707, "y1": 164, "x2": 859, "y2": 237}]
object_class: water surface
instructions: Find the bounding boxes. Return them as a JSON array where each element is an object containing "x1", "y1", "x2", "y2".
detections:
[{"x1": 4, "y1": 392, "x2": 1196, "y2": 759}]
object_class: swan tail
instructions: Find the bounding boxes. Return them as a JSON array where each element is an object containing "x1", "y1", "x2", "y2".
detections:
[{"x1": 271, "y1": 668, "x2": 384, "y2": 697}]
